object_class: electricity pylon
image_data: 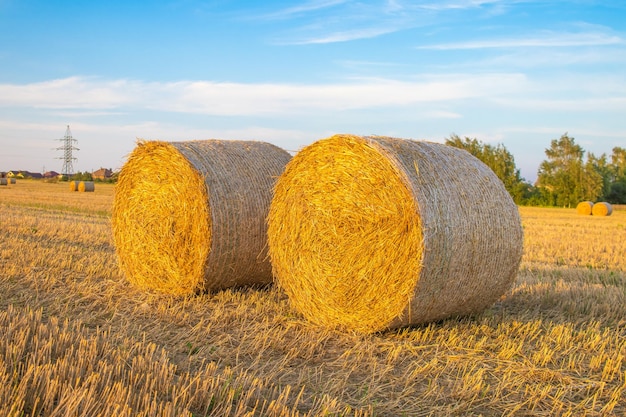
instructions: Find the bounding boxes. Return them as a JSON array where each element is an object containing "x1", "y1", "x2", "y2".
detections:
[{"x1": 57, "y1": 125, "x2": 79, "y2": 178}]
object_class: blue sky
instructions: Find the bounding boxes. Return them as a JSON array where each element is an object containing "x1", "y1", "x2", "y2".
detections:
[{"x1": 1, "y1": 0, "x2": 625, "y2": 182}]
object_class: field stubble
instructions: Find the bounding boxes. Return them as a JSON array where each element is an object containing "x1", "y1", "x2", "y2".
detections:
[{"x1": 1, "y1": 181, "x2": 625, "y2": 416}]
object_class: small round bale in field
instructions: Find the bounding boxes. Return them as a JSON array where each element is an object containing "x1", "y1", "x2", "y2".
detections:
[
  {"x1": 78, "y1": 181, "x2": 95, "y2": 192},
  {"x1": 268, "y1": 134, "x2": 524, "y2": 333},
  {"x1": 8, "y1": 178, "x2": 16, "y2": 184},
  {"x1": 576, "y1": 201, "x2": 594, "y2": 215},
  {"x1": 112, "y1": 140, "x2": 291, "y2": 295},
  {"x1": 592, "y1": 201, "x2": 613, "y2": 216},
  {"x1": 69, "y1": 181, "x2": 80, "y2": 191},
  {"x1": 0, "y1": 178, "x2": 7, "y2": 186}
]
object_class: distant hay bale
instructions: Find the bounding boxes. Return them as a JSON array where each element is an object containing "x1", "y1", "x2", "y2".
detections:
[
  {"x1": 69, "y1": 181, "x2": 80, "y2": 191},
  {"x1": 8, "y1": 178, "x2": 16, "y2": 184},
  {"x1": 576, "y1": 201, "x2": 594, "y2": 215},
  {"x1": 112, "y1": 140, "x2": 291, "y2": 295},
  {"x1": 78, "y1": 181, "x2": 95, "y2": 192},
  {"x1": 0, "y1": 178, "x2": 6, "y2": 186},
  {"x1": 268, "y1": 134, "x2": 524, "y2": 333},
  {"x1": 592, "y1": 202, "x2": 613, "y2": 216}
]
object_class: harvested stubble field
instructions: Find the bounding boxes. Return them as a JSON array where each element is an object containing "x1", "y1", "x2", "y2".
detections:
[{"x1": 1, "y1": 181, "x2": 625, "y2": 416}]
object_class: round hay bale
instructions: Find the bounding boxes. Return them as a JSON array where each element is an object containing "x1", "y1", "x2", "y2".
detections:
[
  {"x1": 268, "y1": 134, "x2": 524, "y2": 333},
  {"x1": 592, "y1": 201, "x2": 613, "y2": 216},
  {"x1": 8, "y1": 178, "x2": 16, "y2": 184},
  {"x1": 0, "y1": 178, "x2": 7, "y2": 186},
  {"x1": 112, "y1": 139, "x2": 291, "y2": 295},
  {"x1": 78, "y1": 181, "x2": 95, "y2": 192},
  {"x1": 576, "y1": 201, "x2": 594, "y2": 215},
  {"x1": 69, "y1": 181, "x2": 80, "y2": 191}
]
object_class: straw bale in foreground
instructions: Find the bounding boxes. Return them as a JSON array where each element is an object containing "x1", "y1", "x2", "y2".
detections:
[
  {"x1": 78, "y1": 181, "x2": 95, "y2": 192},
  {"x1": 576, "y1": 201, "x2": 594, "y2": 215},
  {"x1": 592, "y1": 202, "x2": 613, "y2": 216},
  {"x1": 112, "y1": 140, "x2": 291, "y2": 295},
  {"x1": 268, "y1": 134, "x2": 524, "y2": 333}
]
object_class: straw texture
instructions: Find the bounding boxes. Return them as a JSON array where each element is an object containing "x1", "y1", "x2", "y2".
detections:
[
  {"x1": 78, "y1": 181, "x2": 95, "y2": 192},
  {"x1": 69, "y1": 181, "x2": 79, "y2": 191},
  {"x1": 112, "y1": 140, "x2": 291, "y2": 295},
  {"x1": 592, "y1": 202, "x2": 613, "y2": 216},
  {"x1": 576, "y1": 201, "x2": 594, "y2": 215},
  {"x1": 268, "y1": 134, "x2": 524, "y2": 333}
]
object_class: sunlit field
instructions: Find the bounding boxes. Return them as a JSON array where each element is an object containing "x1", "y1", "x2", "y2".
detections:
[{"x1": 1, "y1": 180, "x2": 625, "y2": 416}]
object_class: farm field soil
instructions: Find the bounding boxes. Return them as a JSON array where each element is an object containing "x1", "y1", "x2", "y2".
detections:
[{"x1": 1, "y1": 181, "x2": 625, "y2": 416}]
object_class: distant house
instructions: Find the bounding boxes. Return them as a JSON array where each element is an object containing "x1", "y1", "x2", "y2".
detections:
[
  {"x1": 92, "y1": 167, "x2": 113, "y2": 180},
  {"x1": 6, "y1": 170, "x2": 43, "y2": 179},
  {"x1": 43, "y1": 171, "x2": 61, "y2": 179}
]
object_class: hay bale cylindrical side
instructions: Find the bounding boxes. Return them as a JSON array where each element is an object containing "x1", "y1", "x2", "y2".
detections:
[
  {"x1": 69, "y1": 181, "x2": 80, "y2": 191},
  {"x1": 112, "y1": 140, "x2": 292, "y2": 295},
  {"x1": 8, "y1": 178, "x2": 16, "y2": 184},
  {"x1": 0, "y1": 178, "x2": 7, "y2": 186},
  {"x1": 268, "y1": 134, "x2": 524, "y2": 333},
  {"x1": 576, "y1": 201, "x2": 594, "y2": 215},
  {"x1": 78, "y1": 181, "x2": 95, "y2": 192},
  {"x1": 592, "y1": 201, "x2": 613, "y2": 216}
]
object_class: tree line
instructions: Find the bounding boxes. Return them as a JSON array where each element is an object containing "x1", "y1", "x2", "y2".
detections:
[{"x1": 446, "y1": 133, "x2": 626, "y2": 206}]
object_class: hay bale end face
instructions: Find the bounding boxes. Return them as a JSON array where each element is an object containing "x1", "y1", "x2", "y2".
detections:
[
  {"x1": 69, "y1": 181, "x2": 79, "y2": 191},
  {"x1": 576, "y1": 201, "x2": 594, "y2": 215},
  {"x1": 592, "y1": 202, "x2": 613, "y2": 216},
  {"x1": 268, "y1": 134, "x2": 524, "y2": 333},
  {"x1": 78, "y1": 181, "x2": 95, "y2": 192},
  {"x1": 112, "y1": 140, "x2": 291, "y2": 295}
]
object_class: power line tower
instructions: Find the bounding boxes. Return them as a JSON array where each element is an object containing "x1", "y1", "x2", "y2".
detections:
[{"x1": 57, "y1": 125, "x2": 79, "y2": 178}]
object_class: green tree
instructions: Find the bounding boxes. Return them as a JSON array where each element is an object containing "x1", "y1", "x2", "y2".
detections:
[
  {"x1": 445, "y1": 134, "x2": 530, "y2": 204},
  {"x1": 586, "y1": 153, "x2": 611, "y2": 200},
  {"x1": 606, "y1": 147, "x2": 626, "y2": 203},
  {"x1": 537, "y1": 134, "x2": 581, "y2": 207}
]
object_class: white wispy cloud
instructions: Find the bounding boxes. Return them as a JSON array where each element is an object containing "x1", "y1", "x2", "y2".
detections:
[
  {"x1": 417, "y1": 0, "x2": 507, "y2": 11},
  {"x1": 254, "y1": 0, "x2": 349, "y2": 20},
  {"x1": 417, "y1": 31, "x2": 624, "y2": 50},
  {"x1": 287, "y1": 25, "x2": 402, "y2": 44},
  {"x1": 0, "y1": 74, "x2": 528, "y2": 115}
]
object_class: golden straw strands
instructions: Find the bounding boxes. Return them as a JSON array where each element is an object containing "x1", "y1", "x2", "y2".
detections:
[
  {"x1": 112, "y1": 140, "x2": 291, "y2": 295},
  {"x1": 268, "y1": 134, "x2": 524, "y2": 333}
]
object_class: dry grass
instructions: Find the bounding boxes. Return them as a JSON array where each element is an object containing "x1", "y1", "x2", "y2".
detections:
[
  {"x1": 112, "y1": 140, "x2": 291, "y2": 295},
  {"x1": 268, "y1": 135, "x2": 523, "y2": 333},
  {"x1": 1, "y1": 182, "x2": 625, "y2": 416}
]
